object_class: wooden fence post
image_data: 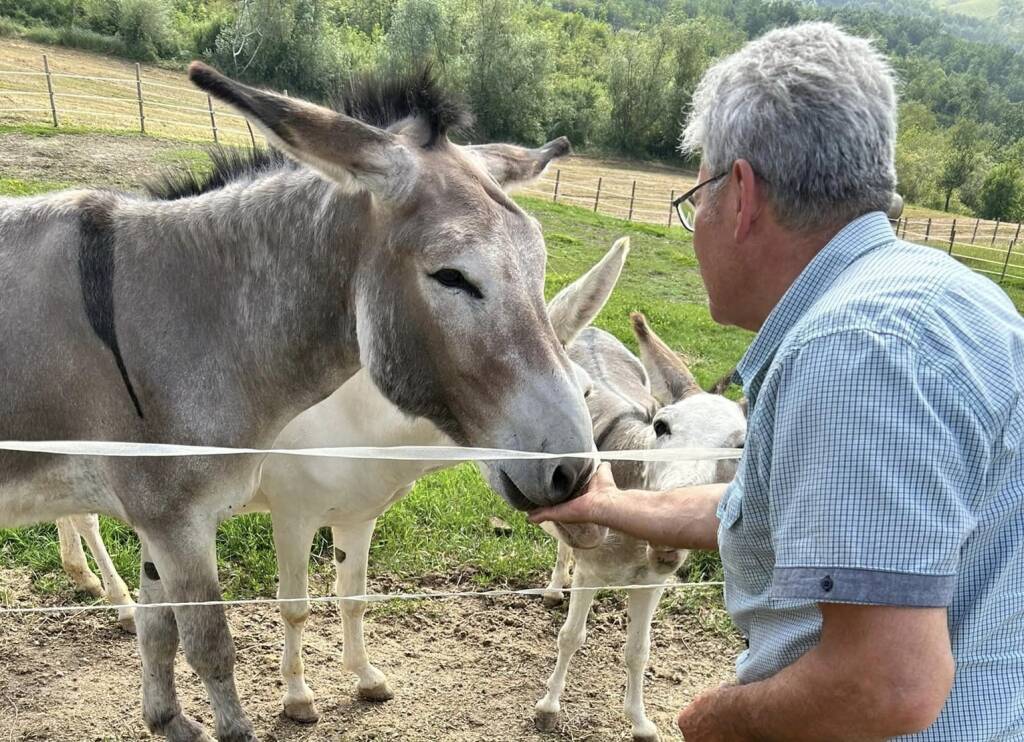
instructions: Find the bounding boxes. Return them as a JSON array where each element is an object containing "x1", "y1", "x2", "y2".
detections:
[
  {"x1": 902, "y1": 218, "x2": 909, "y2": 239},
  {"x1": 134, "y1": 63, "x2": 145, "y2": 134},
  {"x1": 949, "y1": 219, "x2": 957, "y2": 255},
  {"x1": 924, "y1": 218, "x2": 931, "y2": 242},
  {"x1": 245, "y1": 120, "x2": 256, "y2": 149},
  {"x1": 971, "y1": 218, "x2": 981, "y2": 244},
  {"x1": 593, "y1": 177, "x2": 602, "y2": 212},
  {"x1": 1015, "y1": 222, "x2": 1022, "y2": 246},
  {"x1": 207, "y1": 95, "x2": 218, "y2": 143},
  {"x1": 1000, "y1": 239, "x2": 1017, "y2": 284},
  {"x1": 668, "y1": 189, "x2": 675, "y2": 226},
  {"x1": 627, "y1": 179, "x2": 636, "y2": 221},
  {"x1": 42, "y1": 55, "x2": 58, "y2": 128},
  {"x1": 992, "y1": 220, "x2": 1002, "y2": 246},
  {"x1": 552, "y1": 169, "x2": 560, "y2": 202}
]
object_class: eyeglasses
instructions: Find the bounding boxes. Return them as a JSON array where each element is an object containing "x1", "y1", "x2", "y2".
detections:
[{"x1": 672, "y1": 172, "x2": 728, "y2": 232}]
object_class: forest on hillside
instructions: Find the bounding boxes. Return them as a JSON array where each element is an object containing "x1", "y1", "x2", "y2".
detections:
[{"x1": 3, "y1": 0, "x2": 1024, "y2": 220}]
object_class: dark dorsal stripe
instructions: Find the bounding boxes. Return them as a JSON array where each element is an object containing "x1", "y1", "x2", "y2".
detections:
[{"x1": 79, "y1": 200, "x2": 144, "y2": 418}]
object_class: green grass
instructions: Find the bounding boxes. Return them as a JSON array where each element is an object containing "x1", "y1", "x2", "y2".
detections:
[
  {"x1": 0, "y1": 176, "x2": 70, "y2": 196},
  {"x1": 0, "y1": 186, "x2": 745, "y2": 604}
]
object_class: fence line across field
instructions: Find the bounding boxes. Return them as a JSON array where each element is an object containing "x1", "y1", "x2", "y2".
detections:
[{"x1": 5, "y1": 56, "x2": 1024, "y2": 284}]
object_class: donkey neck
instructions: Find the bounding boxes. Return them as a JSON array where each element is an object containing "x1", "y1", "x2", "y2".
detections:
[{"x1": 114, "y1": 168, "x2": 381, "y2": 438}]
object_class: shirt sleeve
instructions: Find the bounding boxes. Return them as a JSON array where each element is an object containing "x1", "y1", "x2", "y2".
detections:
[{"x1": 767, "y1": 330, "x2": 985, "y2": 607}]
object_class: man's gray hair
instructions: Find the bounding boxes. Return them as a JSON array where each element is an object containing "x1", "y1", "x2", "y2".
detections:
[{"x1": 681, "y1": 22, "x2": 897, "y2": 232}]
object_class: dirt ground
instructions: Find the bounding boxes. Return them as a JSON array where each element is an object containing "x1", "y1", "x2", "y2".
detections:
[{"x1": 0, "y1": 568, "x2": 739, "y2": 741}]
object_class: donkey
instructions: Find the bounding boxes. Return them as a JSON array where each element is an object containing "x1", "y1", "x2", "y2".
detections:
[
  {"x1": 40, "y1": 132, "x2": 582, "y2": 643},
  {"x1": 534, "y1": 313, "x2": 747, "y2": 742},
  {"x1": 0, "y1": 64, "x2": 597, "y2": 742}
]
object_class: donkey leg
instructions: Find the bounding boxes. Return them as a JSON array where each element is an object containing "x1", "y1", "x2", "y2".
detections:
[
  {"x1": 333, "y1": 520, "x2": 392, "y2": 702},
  {"x1": 623, "y1": 585, "x2": 666, "y2": 742},
  {"x1": 149, "y1": 523, "x2": 255, "y2": 742},
  {"x1": 542, "y1": 539, "x2": 573, "y2": 608},
  {"x1": 57, "y1": 517, "x2": 104, "y2": 597},
  {"x1": 136, "y1": 538, "x2": 211, "y2": 742},
  {"x1": 70, "y1": 513, "x2": 136, "y2": 634},
  {"x1": 271, "y1": 515, "x2": 320, "y2": 723},
  {"x1": 534, "y1": 573, "x2": 598, "y2": 732}
]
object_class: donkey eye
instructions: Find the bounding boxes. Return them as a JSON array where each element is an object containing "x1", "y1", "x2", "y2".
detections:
[
  {"x1": 430, "y1": 269, "x2": 483, "y2": 299},
  {"x1": 653, "y1": 419, "x2": 671, "y2": 437}
]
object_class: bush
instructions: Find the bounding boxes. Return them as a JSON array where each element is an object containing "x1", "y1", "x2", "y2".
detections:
[
  {"x1": 979, "y1": 163, "x2": 1024, "y2": 222},
  {"x1": 0, "y1": 15, "x2": 24, "y2": 37},
  {"x1": 59, "y1": 26, "x2": 129, "y2": 56},
  {"x1": 116, "y1": 0, "x2": 176, "y2": 60}
]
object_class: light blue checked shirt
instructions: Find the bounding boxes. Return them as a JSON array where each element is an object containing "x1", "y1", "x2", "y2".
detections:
[{"x1": 718, "y1": 211, "x2": 1024, "y2": 739}]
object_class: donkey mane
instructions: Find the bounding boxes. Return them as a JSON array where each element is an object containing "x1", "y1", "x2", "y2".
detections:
[{"x1": 146, "y1": 67, "x2": 472, "y2": 202}]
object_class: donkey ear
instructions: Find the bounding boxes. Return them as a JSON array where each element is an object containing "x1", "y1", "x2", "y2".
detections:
[
  {"x1": 464, "y1": 136, "x2": 570, "y2": 192},
  {"x1": 630, "y1": 312, "x2": 701, "y2": 405},
  {"x1": 189, "y1": 62, "x2": 412, "y2": 197},
  {"x1": 547, "y1": 237, "x2": 629, "y2": 346}
]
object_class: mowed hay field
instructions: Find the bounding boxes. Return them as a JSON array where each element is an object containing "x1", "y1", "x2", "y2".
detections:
[{"x1": 0, "y1": 126, "x2": 746, "y2": 739}]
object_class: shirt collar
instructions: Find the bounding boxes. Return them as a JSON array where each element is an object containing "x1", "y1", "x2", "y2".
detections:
[{"x1": 735, "y1": 211, "x2": 896, "y2": 394}]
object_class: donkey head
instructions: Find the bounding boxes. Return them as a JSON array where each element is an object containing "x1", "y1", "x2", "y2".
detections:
[
  {"x1": 630, "y1": 313, "x2": 746, "y2": 489},
  {"x1": 190, "y1": 64, "x2": 593, "y2": 510}
]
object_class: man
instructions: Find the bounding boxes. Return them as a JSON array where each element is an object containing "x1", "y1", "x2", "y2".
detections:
[{"x1": 530, "y1": 22, "x2": 1024, "y2": 741}]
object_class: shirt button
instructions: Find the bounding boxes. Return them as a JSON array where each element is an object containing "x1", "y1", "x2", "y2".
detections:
[{"x1": 820, "y1": 575, "x2": 834, "y2": 592}]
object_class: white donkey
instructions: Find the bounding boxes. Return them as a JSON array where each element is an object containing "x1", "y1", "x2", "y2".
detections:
[{"x1": 534, "y1": 313, "x2": 747, "y2": 742}]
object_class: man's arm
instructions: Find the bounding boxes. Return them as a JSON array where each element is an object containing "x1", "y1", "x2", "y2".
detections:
[
  {"x1": 528, "y1": 462, "x2": 726, "y2": 550},
  {"x1": 677, "y1": 603, "x2": 954, "y2": 741}
]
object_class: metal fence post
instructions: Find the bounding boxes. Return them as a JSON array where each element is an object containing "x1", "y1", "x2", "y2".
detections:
[
  {"x1": 207, "y1": 95, "x2": 218, "y2": 143},
  {"x1": 992, "y1": 220, "x2": 1002, "y2": 247},
  {"x1": 971, "y1": 218, "x2": 981, "y2": 244},
  {"x1": 668, "y1": 189, "x2": 675, "y2": 227},
  {"x1": 593, "y1": 177, "x2": 602, "y2": 212},
  {"x1": 134, "y1": 63, "x2": 145, "y2": 134},
  {"x1": 552, "y1": 169, "x2": 560, "y2": 202},
  {"x1": 949, "y1": 219, "x2": 957, "y2": 255},
  {"x1": 42, "y1": 55, "x2": 58, "y2": 128},
  {"x1": 627, "y1": 179, "x2": 636, "y2": 221}
]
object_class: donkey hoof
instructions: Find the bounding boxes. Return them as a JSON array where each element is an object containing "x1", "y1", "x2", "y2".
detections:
[
  {"x1": 534, "y1": 710, "x2": 560, "y2": 732},
  {"x1": 357, "y1": 681, "x2": 395, "y2": 702},
  {"x1": 153, "y1": 713, "x2": 212, "y2": 742},
  {"x1": 283, "y1": 700, "x2": 321, "y2": 724},
  {"x1": 118, "y1": 613, "x2": 137, "y2": 635},
  {"x1": 633, "y1": 735, "x2": 660, "y2": 742},
  {"x1": 541, "y1": 592, "x2": 564, "y2": 608}
]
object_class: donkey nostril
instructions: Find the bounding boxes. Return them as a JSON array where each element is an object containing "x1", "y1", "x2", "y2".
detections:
[{"x1": 551, "y1": 463, "x2": 575, "y2": 502}]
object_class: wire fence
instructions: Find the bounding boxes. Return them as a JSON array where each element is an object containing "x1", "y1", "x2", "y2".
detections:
[{"x1": 3, "y1": 55, "x2": 1023, "y2": 287}]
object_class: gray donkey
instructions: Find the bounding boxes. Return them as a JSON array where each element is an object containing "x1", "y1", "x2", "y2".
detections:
[{"x1": 0, "y1": 64, "x2": 596, "y2": 742}]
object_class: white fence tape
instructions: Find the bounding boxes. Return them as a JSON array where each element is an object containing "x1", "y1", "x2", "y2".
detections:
[{"x1": 0, "y1": 440, "x2": 742, "y2": 462}]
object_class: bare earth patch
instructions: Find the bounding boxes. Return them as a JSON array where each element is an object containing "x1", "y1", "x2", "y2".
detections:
[
  {"x1": 0, "y1": 132, "x2": 195, "y2": 191},
  {"x1": 0, "y1": 570, "x2": 739, "y2": 741}
]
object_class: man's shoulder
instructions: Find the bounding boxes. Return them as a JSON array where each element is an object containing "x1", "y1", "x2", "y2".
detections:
[{"x1": 791, "y1": 239, "x2": 1021, "y2": 352}]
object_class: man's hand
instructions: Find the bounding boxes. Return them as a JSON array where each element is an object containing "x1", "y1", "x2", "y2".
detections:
[{"x1": 528, "y1": 461, "x2": 620, "y2": 526}]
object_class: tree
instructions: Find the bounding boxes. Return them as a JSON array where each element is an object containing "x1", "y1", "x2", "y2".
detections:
[
  {"x1": 938, "y1": 119, "x2": 981, "y2": 212},
  {"x1": 979, "y1": 162, "x2": 1024, "y2": 222},
  {"x1": 465, "y1": 0, "x2": 552, "y2": 144},
  {"x1": 605, "y1": 26, "x2": 674, "y2": 155}
]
